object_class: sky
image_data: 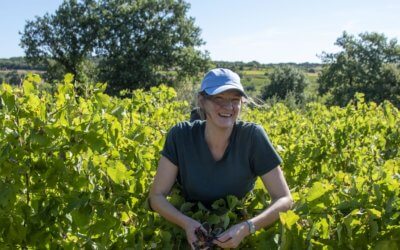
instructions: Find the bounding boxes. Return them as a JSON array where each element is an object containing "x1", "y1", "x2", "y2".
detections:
[{"x1": 0, "y1": 0, "x2": 399, "y2": 63}]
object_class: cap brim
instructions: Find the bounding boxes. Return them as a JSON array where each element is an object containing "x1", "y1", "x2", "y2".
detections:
[{"x1": 204, "y1": 84, "x2": 247, "y2": 97}]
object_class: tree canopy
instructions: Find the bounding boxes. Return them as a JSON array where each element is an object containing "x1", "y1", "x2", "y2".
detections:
[
  {"x1": 318, "y1": 31, "x2": 400, "y2": 107},
  {"x1": 20, "y1": 0, "x2": 100, "y2": 82},
  {"x1": 261, "y1": 66, "x2": 308, "y2": 102},
  {"x1": 20, "y1": 0, "x2": 210, "y2": 92}
]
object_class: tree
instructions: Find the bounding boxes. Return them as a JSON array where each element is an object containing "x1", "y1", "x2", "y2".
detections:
[
  {"x1": 20, "y1": 0, "x2": 100, "y2": 82},
  {"x1": 260, "y1": 66, "x2": 308, "y2": 101},
  {"x1": 20, "y1": 0, "x2": 210, "y2": 92},
  {"x1": 5, "y1": 71, "x2": 21, "y2": 85},
  {"x1": 96, "y1": 0, "x2": 209, "y2": 92},
  {"x1": 318, "y1": 31, "x2": 400, "y2": 107},
  {"x1": 247, "y1": 60, "x2": 261, "y2": 70}
]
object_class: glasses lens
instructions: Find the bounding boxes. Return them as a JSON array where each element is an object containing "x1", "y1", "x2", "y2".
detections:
[{"x1": 207, "y1": 96, "x2": 241, "y2": 106}]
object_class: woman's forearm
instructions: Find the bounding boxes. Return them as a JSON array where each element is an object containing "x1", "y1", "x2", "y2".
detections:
[
  {"x1": 248, "y1": 195, "x2": 293, "y2": 233},
  {"x1": 149, "y1": 194, "x2": 193, "y2": 230}
]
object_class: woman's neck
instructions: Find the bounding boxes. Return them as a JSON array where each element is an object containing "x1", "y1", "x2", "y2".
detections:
[{"x1": 204, "y1": 121, "x2": 233, "y2": 149}]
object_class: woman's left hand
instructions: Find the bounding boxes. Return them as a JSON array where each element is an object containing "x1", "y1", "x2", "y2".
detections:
[{"x1": 212, "y1": 222, "x2": 249, "y2": 249}]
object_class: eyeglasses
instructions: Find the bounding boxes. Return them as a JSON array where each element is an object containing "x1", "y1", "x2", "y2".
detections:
[{"x1": 204, "y1": 95, "x2": 242, "y2": 107}]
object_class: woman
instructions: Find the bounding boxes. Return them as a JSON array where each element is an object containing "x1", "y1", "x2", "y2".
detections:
[{"x1": 149, "y1": 68, "x2": 293, "y2": 249}]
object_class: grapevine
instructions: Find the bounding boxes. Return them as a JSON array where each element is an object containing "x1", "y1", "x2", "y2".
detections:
[{"x1": 0, "y1": 74, "x2": 399, "y2": 249}]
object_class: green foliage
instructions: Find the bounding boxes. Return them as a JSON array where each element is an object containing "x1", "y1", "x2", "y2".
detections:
[
  {"x1": 260, "y1": 66, "x2": 309, "y2": 102},
  {"x1": 20, "y1": 0, "x2": 100, "y2": 83},
  {"x1": 4, "y1": 71, "x2": 21, "y2": 85},
  {"x1": 318, "y1": 31, "x2": 400, "y2": 107},
  {"x1": 20, "y1": 0, "x2": 210, "y2": 91},
  {"x1": 0, "y1": 74, "x2": 188, "y2": 248},
  {"x1": 243, "y1": 94, "x2": 400, "y2": 249},
  {"x1": 1, "y1": 75, "x2": 399, "y2": 248},
  {"x1": 95, "y1": 0, "x2": 209, "y2": 91},
  {"x1": 0, "y1": 57, "x2": 46, "y2": 71}
]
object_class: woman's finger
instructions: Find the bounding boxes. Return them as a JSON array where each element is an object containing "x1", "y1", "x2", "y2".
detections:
[{"x1": 215, "y1": 232, "x2": 232, "y2": 242}]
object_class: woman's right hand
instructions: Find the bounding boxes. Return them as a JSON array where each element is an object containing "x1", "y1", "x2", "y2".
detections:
[{"x1": 183, "y1": 218, "x2": 203, "y2": 249}]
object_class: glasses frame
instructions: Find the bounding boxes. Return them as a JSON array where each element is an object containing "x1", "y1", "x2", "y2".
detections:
[{"x1": 202, "y1": 92, "x2": 243, "y2": 107}]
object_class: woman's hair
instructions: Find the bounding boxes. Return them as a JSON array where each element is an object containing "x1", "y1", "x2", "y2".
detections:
[
  {"x1": 190, "y1": 107, "x2": 203, "y2": 122},
  {"x1": 195, "y1": 91, "x2": 208, "y2": 121}
]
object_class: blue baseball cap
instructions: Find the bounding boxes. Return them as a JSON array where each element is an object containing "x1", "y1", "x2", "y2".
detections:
[{"x1": 200, "y1": 68, "x2": 246, "y2": 97}]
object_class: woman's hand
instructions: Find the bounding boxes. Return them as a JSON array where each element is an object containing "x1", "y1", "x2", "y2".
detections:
[
  {"x1": 213, "y1": 222, "x2": 249, "y2": 249},
  {"x1": 183, "y1": 218, "x2": 204, "y2": 249}
]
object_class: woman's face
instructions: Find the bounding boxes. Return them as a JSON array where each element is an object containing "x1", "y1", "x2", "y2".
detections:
[{"x1": 202, "y1": 90, "x2": 243, "y2": 129}]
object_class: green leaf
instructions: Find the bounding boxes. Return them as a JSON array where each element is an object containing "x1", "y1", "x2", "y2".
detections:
[
  {"x1": 207, "y1": 214, "x2": 220, "y2": 225},
  {"x1": 306, "y1": 181, "x2": 332, "y2": 202},
  {"x1": 318, "y1": 218, "x2": 329, "y2": 239},
  {"x1": 367, "y1": 208, "x2": 382, "y2": 219},
  {"x1": 8, "y1": 222, "x2": 27, "y2": 243},
  {"x1": 64, "y1": 73, "x2": 74, "y2": 84},
  {"x1": 369, "y1": 220, "x2": 379, "y2": 239},
  {"x1": 227, "y1": 195, "x2": 238, "y2": 210},
  {"x1": 25, "y1": 73, "x2": 41, "y2": 84},
  {"x1": 23, "y1": 80, "x2": 35, "y2": 95},
  {"x1": 373, "y1": 240, "x2": 399, "y2": 250},
  {"x1": 0, "y1": 83, "x2": 16, "y2": 110},
  {"x1": 160, "y1": 230, "x2": 172, "y2": 242},
  {"x1": 71, "y1": 205, "x2": 92, "y2": 229},
  {"x1": 211, "y1": 199, "x2": 226, "y2": 210},
  {"x1": 180, "y1": 202, "x2": 195, "y2": 213},
  {"x1": 279, "y1": 210, "x2": 299, "y2": 230},
  {"x1": 223, "y1": 215, "x2": 230, "y2": 229},
  {"x1": 107, "y1": 161, "x2": 132, "y2": 184},
  {"x1": 0, "y1": 183, "x2": 16, "y2": 208},
  {"x1": 95, "y1": 92, "x2": 110, "y2": 106}
]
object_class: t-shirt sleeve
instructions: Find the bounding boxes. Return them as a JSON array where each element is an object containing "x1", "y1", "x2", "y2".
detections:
[
  {"x1": 250, "y1": 124, "x2": 282, "y2": 176},
  {"x1": 160, "y1": 125, "x2": 179, "y2": 167}
]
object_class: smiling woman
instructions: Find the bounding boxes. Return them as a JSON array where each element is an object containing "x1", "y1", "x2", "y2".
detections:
[
  {"x1": 199, "y1": 89, "x2": 243, "y2": 130},
  {"x1": 149, "y1": 68, "x2": 293, "y2": 249}
]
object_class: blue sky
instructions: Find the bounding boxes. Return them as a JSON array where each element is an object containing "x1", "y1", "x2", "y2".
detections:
[{"x1": 1, "y1": 0, "x2": 399, "y2": 63}]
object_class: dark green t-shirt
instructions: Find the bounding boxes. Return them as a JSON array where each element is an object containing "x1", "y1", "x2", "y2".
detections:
[{"x1": 161, "y1": 120, "x2": 282, "y2": 205}]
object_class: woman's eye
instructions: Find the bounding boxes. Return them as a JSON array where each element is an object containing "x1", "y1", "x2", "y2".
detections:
[
  {"x1": 232, "y1": 98, "x2": 241, "y2": 103},
  {"x1": 213, "y1": 97, "x2": 224, "y2": 103}
]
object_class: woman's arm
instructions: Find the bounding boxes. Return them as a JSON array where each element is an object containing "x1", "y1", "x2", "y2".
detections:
[
  {"x1": 247, "y1": 165, "x2": 293, "y2": 230},
  {"x1": 214, "y1": 166, "x2": 293, "y2": 248},
  {"x1": 149, "y1": 156, "x2": 203, "y2": 248}
]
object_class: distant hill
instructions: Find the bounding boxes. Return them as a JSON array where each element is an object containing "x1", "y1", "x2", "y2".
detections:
[
  {"x1": 0, "y1": 57, "x2": 321, "y2": 87},
  {"x1": 213, "y1": 60, "x2": 322, "y2": 72},
  {"x1": 0, "y1": 57, "x2": 321, "y2": 72},
  {"x1": 0, "y1": 57, "x2": 46, "y2": 71}
]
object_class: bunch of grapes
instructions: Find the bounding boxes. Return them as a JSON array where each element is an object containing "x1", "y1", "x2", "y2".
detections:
[{"x1": 192, "y1": 223, "x2": 232, "y2": 250}]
